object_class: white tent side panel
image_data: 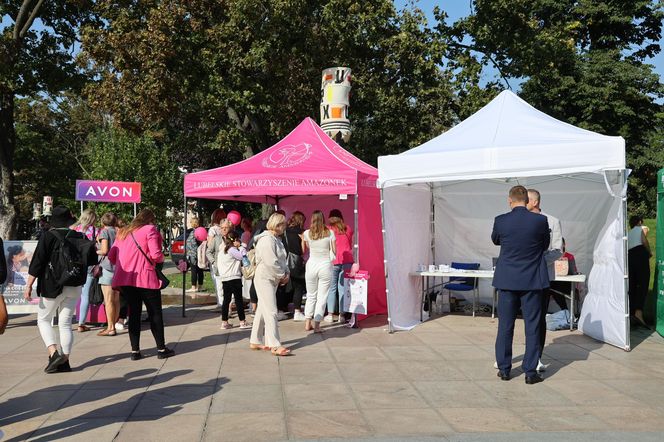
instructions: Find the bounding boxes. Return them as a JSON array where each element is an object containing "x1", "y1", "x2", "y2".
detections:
[
  {"x1": 432, "y1": 175, "x2": 617, "y2": 304},
  {"x1": 579, "y1": 195, "x2": 629, "y2": 350},
  {"x1": 384, "y1": 184, "x2": 431, "y2": 331}
]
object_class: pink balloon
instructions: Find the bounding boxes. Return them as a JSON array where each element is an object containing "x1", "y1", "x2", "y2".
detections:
[
  {"x1": 227, "y1": 210, "x2": 241, "y2": 226},
  {"x1": 194, "y1": 227, "x2": 208, "y2": 242}
]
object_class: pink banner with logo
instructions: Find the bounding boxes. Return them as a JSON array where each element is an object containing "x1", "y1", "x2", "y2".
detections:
[{"x1": 76, "y1": 180, "x2": 142, "y2": 203}]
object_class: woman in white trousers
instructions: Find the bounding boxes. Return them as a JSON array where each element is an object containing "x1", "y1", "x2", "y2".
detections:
[
  {"x1": 302, "y1": 210, "x2": 336, "y2": 333},
  {"x1": 249, "y1": 213, "x2": 291, "y2": 356}
]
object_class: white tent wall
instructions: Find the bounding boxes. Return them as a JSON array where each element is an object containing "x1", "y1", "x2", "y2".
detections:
[
  {"x1": 578, "y1": 172, "x2": 629, "y2": 350},
  {"x1": 432, "y1": 173, "x2": 616, "y2": 305},
  {"x1": 383, "y1": 183, "x2": 432, "y2": 331},
  {"x1": 383, "y1": 172, "x2": 629, "y2": 349}
]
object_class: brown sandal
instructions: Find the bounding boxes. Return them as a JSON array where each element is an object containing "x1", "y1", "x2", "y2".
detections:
[
  {"x1": 77, "y1": 325, "x2": 90, "y2": 332},
  {"x1": 249, "y1": 343, "x2": 270, "y2": 351},
  {"x1": 97, "y1": 329, "x2": 116, "y2": 336},
  {"x1": 271, "y1": 347, "x2": 291, "y2": 356}
]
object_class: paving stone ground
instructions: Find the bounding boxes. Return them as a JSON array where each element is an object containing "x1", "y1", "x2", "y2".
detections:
[{"x1": 1, "y1": 305, "x2": 663, "y2": 441}]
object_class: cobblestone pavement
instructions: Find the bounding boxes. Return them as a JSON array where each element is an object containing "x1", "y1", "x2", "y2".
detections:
[{"x1": 1, "y1": 306, "x2": 663, "y2": 441}]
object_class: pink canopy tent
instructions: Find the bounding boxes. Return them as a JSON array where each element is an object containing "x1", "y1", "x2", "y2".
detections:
[{"x1": 184, "y1": 117, "x2": 386, "y2": 316}]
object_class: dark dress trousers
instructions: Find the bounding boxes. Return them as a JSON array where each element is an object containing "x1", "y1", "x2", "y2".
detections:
[{"x1": 492, "y1": 206, "x2": 550, "y2": 377}]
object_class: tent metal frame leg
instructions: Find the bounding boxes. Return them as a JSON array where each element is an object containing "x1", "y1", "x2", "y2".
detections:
[
  {"x1": 182, "y1": 197, "x2": 187, "y2": 318},
  {"x1": 379, "y1": 187, "x2": 393, "y2": 333},
  {"x1": 621, "y1": 170, "x2": 630, "y2": 350}
]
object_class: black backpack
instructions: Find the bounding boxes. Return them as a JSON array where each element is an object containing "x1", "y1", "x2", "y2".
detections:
[{"x1": 43, "y1": 230, "x2": 95, "y2": 297}]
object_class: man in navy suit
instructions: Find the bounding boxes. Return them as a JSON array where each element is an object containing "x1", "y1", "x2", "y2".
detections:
[{"x1": 492, "y1": 185, "x2": 550, "y2": 384}]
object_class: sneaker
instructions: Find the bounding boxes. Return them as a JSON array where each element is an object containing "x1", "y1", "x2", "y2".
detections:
[
  {"x1": 220, "y1": 322, "x2": 233, "y2": 330},
  {"x1": 293, "y1": 311, "x2": 306, "y2": 322},
  {"x1": 239, "y1": 321, "x2": 252, "y2": 329},
  {"x1": 536, "y1": 359, "x2": 547, "y2": 373},
  {"x1": 157, "y1": 347, "x2": 175, "y2": 359},
  {"x1": 493, "y1": 361, "x2": 499, "y2": 369},
  {"x1": 276, "y1": 311, "x2": 288, "y2": 321},
  {"x1": 323, "y1": 314, "x2": 334, "y2": 323},
  {"x1": 115, "y1": 322, "x2": 125, "y2": 331},
  {"x1": 56, "y1": 360, "x2": 72, "y2": 372},
  {"x1": 131, "y1": 351, "x2": 143, "y2": 361},
  {"x1": 45, "y1": 351, "x2": 65, "y2": 374}
]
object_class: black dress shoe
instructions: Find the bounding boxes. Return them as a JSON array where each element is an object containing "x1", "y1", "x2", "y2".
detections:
[
  {"x1": 45, "y1": 351, "x2": 65, "y2": 373},
  {"x1": 157, "y1": 347, "x2": 175, "y2": 359},
  {"x1": 497, "y1": 371, "x2": 510, "y2": 381},
  {"x1": 131, "y1": 351, "x2": 143, "y2": 361},
  {"x1": 525, "y1": 374, "x2": 544, "y2": 384}
]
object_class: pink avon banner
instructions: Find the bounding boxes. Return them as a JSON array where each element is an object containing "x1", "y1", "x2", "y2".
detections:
[{"x1": 75, "y1": 180, "x2": 142, "y2": 203}]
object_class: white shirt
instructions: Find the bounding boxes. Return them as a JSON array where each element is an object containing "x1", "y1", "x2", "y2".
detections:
[{"x1": 540, "y1": 210, "x2": 563, "y2": 280}]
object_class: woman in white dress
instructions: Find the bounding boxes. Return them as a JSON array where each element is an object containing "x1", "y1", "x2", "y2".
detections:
[{"x1": 302, "y1": 210, "x2": 336, "y2": 333}]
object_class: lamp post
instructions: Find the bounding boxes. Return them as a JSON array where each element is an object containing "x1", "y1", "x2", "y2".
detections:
[{"x1": 178, "y1": 165, "x2": 190, "y2": 318}]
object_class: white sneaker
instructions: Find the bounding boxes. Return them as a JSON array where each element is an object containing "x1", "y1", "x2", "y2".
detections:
[
  {"x1": 276, "y1": 311, "x2": 288, "y2": 321},
  {"x1": 323, "y1": 314, "x2": 334, "y2": 323},
  {"x1": 493, "y1": 361, "x2": 499, "y2": 369},
  {"x1": 293, "y1": 311, "x2": 306, "y2": 321},
  {"x1": 115, "y1": 322, "x2": 125, "y2": 331},
  {"x1": 537, "y1": 359, "x2": 547, "y2": 372}
]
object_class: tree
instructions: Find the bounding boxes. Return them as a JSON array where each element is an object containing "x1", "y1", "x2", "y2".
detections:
[
  {"x1": 79, "y1": 0, "x2": 456, "y2": 170},
  {"x1": 1, "y1": 0, "x2": 99, "y2": 238},
  {"x1": 85, "y1": 128, "x2": 181, "y2": 223},
  {"x1": 450, "y1": 0, "x2": 663, "y2": 215}
]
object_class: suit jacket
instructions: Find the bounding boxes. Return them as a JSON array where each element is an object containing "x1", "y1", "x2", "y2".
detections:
[{"x1": 491, "y1": 206, "x2": 550, "y2": 291}]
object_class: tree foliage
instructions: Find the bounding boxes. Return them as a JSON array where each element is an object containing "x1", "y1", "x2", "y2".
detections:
[
  {"x1": 451, "y1": 0, "x2": 664, "y2": 216},
  {"x1": 80, "y1": 0, "x2": 456, "y2": 168}
]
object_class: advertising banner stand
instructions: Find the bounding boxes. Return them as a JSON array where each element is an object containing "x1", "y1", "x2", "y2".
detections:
[
  {"x1": 656, "y1": 169, "x2": 664, "y2": 337},
  {"x1": 75, "y1": 180, "x2": 142, "y2": 323}
]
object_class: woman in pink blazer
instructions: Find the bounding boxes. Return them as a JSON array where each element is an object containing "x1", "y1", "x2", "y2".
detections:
[{"x1": 109, "y1": 209, "x2": 174, "y2": 361}]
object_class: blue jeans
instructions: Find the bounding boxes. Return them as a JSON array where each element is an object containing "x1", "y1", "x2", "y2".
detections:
[
  {"x1": 78, "y1": 272, "x2": 94, "y2": 326},
  {"x1": 327, "y1": 263, "x2": 352, "y2": 314}
]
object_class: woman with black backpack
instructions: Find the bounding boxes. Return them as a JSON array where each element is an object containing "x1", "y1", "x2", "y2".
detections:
[{"x1": 23, "y1": 206, "x2": 98, "y2": 373}]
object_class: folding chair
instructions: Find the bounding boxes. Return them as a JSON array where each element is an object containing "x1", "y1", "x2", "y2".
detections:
[{"x1": 443, "y1": 262, "x2": 480, "y2": 316}]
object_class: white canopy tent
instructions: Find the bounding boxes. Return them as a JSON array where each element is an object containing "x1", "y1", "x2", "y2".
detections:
[{"x1": 378, "y1": 90, "x2": 630, "y2": 350}]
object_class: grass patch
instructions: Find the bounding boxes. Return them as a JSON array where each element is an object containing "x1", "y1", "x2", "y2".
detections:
[{"x1": 168, "y1": 271, "x2": 217, "y2": 293}]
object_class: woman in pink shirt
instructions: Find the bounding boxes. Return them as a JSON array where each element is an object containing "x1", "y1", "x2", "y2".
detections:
[
  {"x1": 109, "y1": 209, "x2": 174, "y2": 361},
  {"x1": 325, "y1": 209, "x2": 354, "y2": 324}
]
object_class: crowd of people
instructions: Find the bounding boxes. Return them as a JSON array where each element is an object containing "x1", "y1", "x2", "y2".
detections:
[
  {"x1": 0, "y1": 191, "x2": 654, "y2": 376},
  {"x1": 3, "y1": 203, "x2": 355, "y2": 372}
]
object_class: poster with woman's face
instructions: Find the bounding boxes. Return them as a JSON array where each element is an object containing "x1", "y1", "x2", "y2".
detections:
[{"x1": 1, "y1": 240, "x2": 39, "y2": 313}]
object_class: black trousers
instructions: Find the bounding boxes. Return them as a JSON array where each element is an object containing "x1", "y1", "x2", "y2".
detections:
[
  {"x1": 221, "y1": 279, "x2": 245, "y2": 321},
  {"x1": 190, "y1": 264, "x2": 205, "y2": 286},
  {"x1": 287, "y1": 277, "x2": 306, "y2": 310},
  {"x1": 628, "y1": 245, "x2": 650, "y2": 313},
  {"x1": 122, "y1": 286, "x2": 166, "y2": 352}
]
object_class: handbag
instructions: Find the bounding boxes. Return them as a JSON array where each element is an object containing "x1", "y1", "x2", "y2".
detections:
[
  {"x1": 131, "y1": 233, "x2": 170, "y2": 289},
  {"x1": 283, "y1": 231, "x2": 305, "y2": 279},
  {"x1": 92, "y1": 256, "x2": 105, "y2": 278},
  {"x1": 88, "y1": 277, "x2": 104, "y2": 306}
]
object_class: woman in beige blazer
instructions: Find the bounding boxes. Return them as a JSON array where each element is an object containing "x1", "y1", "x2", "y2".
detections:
[{"x1": 249, "y1": 213, "x2": 291, "y2": 356}]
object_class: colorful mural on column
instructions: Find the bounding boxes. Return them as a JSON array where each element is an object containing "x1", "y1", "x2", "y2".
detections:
[{"x1": 320, "y1": 67, "x2": 352, "y2": 143}]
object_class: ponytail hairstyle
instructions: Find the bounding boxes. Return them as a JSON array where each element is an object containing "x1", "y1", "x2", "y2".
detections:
[{"x1": 224, "y1": 231, "x2": 240, "y2": 254}]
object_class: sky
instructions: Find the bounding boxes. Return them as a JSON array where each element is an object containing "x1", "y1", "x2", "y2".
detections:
[{"x1": 395, "y1": 0, "x2": 664, "y2": 88}]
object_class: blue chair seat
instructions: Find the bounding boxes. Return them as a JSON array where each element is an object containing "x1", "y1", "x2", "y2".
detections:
[{"x1": 443, "y1": 282, "x2": 473, "y2": 291}]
